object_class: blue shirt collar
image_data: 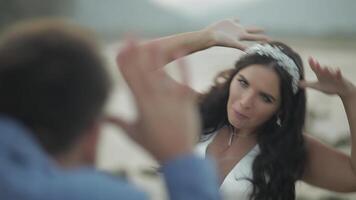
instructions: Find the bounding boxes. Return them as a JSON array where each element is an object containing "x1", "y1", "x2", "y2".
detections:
[{"x1": 0, "y1": 115, "x2": 54, "y2": 168}]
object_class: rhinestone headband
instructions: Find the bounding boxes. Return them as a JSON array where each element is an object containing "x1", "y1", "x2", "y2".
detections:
[{"x1": 245, "y1": 44, "x2": 300, "y2": 94}]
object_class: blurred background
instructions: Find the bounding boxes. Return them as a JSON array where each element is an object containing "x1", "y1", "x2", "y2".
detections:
[{"x1": 1, "y1": 0, "x2": 356, "y2": 199}]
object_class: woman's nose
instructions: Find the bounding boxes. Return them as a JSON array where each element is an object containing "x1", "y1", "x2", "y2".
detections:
[{"x1": 239, "y1": 91, "x2": 254, "y2": 109}]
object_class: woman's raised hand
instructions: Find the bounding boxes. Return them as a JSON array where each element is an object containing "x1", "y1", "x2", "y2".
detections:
[
  {"x1": 299, "y1": 57, "x2": 355, "y2": 98},
  {"x1": 203, "y1": 18, "x2": 270, "y2": 50}
]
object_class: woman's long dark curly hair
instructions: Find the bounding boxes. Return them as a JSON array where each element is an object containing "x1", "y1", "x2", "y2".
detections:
[{"x1": 198, "y1": 41, "x2": 307, "y2": 200}]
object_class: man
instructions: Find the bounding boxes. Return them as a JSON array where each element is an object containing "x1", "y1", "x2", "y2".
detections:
[{"x1": 0, "y1": 19, "x2": 220, "y2": 200}]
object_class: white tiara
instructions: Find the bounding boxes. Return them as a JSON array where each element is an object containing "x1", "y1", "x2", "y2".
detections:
[{"x1": 244, "y1": 44, "x2": 300, "y2": 94}]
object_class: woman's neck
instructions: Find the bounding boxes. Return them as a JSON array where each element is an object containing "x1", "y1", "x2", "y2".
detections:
[{"x1": 230, "y1": 126, "x2": 258, "y2": 139}]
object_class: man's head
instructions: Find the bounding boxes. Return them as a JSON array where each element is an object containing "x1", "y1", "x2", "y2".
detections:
[{"x1": 0, "y1": 19, "x2": 111, "y2": 164}]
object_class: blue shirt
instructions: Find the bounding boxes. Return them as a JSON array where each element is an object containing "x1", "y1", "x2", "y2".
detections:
[{"x1": 0, "y1": 116, "x2": 220, "y2": 200}]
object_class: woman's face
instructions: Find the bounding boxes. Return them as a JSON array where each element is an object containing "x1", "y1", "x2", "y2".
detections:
[{"x1": 227, "y1": 64, "x2": 281, "y2": 131}]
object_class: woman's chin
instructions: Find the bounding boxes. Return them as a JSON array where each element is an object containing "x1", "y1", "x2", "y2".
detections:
[{"x1": 228, "y1": 118, "x2": 244, "y2": 129}]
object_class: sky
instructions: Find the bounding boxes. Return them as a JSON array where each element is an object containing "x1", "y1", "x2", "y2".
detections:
[{"x1": 150, "y1": 0, "x2": 258, "y2": 16}]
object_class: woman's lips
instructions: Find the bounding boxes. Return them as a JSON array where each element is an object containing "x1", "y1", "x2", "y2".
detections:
[{"x1": 234, "y1": 110, "x2": 250, "y2": 120}]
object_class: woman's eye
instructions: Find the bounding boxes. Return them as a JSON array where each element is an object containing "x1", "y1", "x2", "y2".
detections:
[
  {"x1": 261, "y1": 95, "x2": 273, "y2": 103},
  {"x1": 238, "y1": 79, "x2": 248, "y2": 88}
]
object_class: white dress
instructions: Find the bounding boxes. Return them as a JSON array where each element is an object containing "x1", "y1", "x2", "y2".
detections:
[{"x1": 195, "y1": 133, "x2": 260, "y2": 200}]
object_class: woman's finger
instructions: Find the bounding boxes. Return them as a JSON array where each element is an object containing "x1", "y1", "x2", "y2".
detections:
[
  {"x1": 299, "y1": 80, "x2": 321, "y2": 90},
  {"x1": 245, "y1": 26, "x2": 265, "y2": 34},
  {"x1": 240, "y1": 33, "x2": 270, "y2": 42}
]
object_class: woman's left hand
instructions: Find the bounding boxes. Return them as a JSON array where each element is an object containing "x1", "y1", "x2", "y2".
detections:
[{"x1": 299, "y1": 57, "x2": 355, "y2": 98}]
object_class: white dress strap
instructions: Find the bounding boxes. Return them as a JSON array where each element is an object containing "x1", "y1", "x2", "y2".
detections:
[
  {"x1": 220, "y1": 145, "x2": 259, "y2": 200},
  {"x1": 195, "y1": 133, "x2": 217, "y2": 158},
  {"x1": 195, "y1": 132, "x2": 260, "y2": 200}
]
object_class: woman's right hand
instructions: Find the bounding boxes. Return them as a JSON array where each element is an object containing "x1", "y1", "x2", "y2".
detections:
[
  {"x1": 202, "y1": 18, "x2": 270, "y2": 50},
  {"x1": 138, "y1": 18, "x2": 270, "y2": 71}
]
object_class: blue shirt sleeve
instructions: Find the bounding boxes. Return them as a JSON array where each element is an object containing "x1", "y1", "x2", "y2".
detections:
[
  {"x1": 0, "y1": 116, "x2": 220, "y2": 200},
  {"x1": 161, "y1": 154, "x2": 221, "y2": 200}
]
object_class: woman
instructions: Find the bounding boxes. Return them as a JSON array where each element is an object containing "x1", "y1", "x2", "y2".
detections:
[
  {"x1": 137, "y1": 19, "x2": 356, "y2": 199},
  {"x1": 196, "y1": 41, "x2": 307, "y2": 200}
]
